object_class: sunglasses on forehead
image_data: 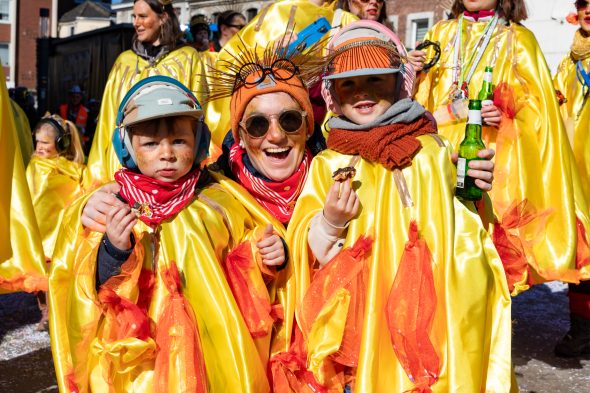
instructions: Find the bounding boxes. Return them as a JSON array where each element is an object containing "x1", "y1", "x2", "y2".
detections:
[
  {"x1": 577, "y1": 0, "x2": 589, "y2": 7},
  {"x1": 240, "y1": 110, "x2": 306, "y2": 138},
  {"x1": 353, "y1": 0, "x2": 385, "y2": 4}
]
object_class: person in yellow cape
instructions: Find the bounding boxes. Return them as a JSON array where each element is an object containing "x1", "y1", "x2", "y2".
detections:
[
  {"x1": 414, "y1": 0, "x2": 590, "y2": 295},
  {"x1": 84, "y1": 0, "x2": 210, "y2": 187},
  {"x1": 27, "y1": 114, "x2": 86, "y2": 262},
  {"x1": 49, "y1": 76, "x2": 290, "y2": 392},
  {"x1": 206, "y1": 0, "x2": 358, "y2": 149},
  {"x1": 281, "y1": 20, "x2": 513, "y2": 393},
  {"x1": 552, "y1": 0, "x2": 590, "y2": 358},
  {"x1": 0, "y1": 66, "x2": 47, "y2": 294}
]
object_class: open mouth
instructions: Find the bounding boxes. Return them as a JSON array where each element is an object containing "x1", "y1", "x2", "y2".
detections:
[
  {"x1": 354, "y1": 102, "x2": 376, "y2": 114},
  {"x1": 264, "y1": 147, "x2": 291, "y2": 161}
]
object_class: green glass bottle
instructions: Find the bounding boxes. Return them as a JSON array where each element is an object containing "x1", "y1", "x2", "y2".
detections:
[
  {"x1": 456, "y1": 99, "x2": 486, "y2": 201},
  {"x1": 477, "y1": 66, "x2": 494, "y2": 106}
]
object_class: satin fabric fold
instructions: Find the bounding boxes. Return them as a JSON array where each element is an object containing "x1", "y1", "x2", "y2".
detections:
[
  {"x1": 286, "y1": 135, "x2": 513, "y2": 392},
  {"x1": 554, "y1": 51, "x2": 590, "y2": 206},
  {"x1": 415, "y1": 18, "x2": 590, "y2": 293},
  {"x1": 49, "y1": 172, "x2": 289, "y2": 392},
  {"x1": 205, "y1": 0, "x2": 358, "y2": 147},
  {"x1": 84, "y1": 46, "x2": 210, "y2": 187},
  {"x1": 0, "y1": 66, "x2": 47, "y2": 293},
  {"x1": 26, "y1": 156, "x2": 85, "y2": 261}
]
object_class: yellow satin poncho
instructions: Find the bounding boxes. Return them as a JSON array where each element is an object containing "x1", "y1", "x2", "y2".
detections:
[
  {"x1": 0, "y1": 67, "x2": 47, "y2": 294},
  {"x1": 84, "y1": 45, "x2": 209, "y2": 186},
  {"x1": 415, "y1": 18, "x2": 590, "y2": 293},
  {"x1": 10, "y1": 98, "x2": 33, "y2": 167},
  {"x1": 287, "y1": 136, "x2": 512, "y2": 392},
  {"x1": 554, "y1": 46, "x2": 590, "y2": 202},
  {"x1": 206, "y1": 0, "x2": 357, "y2": 147},
  {"x1": 49, "y1": 172, "x2": 288, "y2": 393},
  {"x1": 26, "y1": 155, "x2": 85, "y2": 261}
]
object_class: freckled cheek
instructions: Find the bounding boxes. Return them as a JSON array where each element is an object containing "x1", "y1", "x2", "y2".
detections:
[
  {"x1": 176, "y1": 150, "x2": 195, "y2": 167},
  {"x1": 135, "y1": 151, "x2": 150, "y2": 168}
]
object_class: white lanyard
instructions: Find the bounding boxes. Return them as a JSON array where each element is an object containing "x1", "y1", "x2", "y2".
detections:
[{"x1": 451, "y1": 14, "x2": 499, "y2": 98}]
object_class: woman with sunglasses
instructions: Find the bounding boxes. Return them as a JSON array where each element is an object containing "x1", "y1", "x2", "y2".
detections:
[
  {"x1": 84, "y1": 0, "x2": 210, "y2": 186},
  {"x1": 212, "y1": 10, "x2": 247, "y2": 52},
  {"x1": 414, "y1": 0, "x2": 590, "y2": 295},
  {"x1": 553, "y1": 0, "x2": 590, "y2": 357}
]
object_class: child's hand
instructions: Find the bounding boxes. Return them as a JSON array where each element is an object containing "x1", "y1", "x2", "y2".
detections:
[
  {"x1": 323, "y1": 180, "x2": 359, "y2": 228},
  {"x1": 482, "y1": 104, "x2": 502, "y2": 127},
  {"x1": 452, "y1": 149, "x2": 495, "y2": 191},
  {"x1": 408, "y1": 47, "x2": 427, "y2": 72},
  {"x1": 257, "y1": 224, "x2": 286, "y2": 266},
  {"x1": 82, "y1": 183, "x2": 122, "y2": 232},
  {"x1": 105, "y1": 204, "x2": 137, "y2": 250}
]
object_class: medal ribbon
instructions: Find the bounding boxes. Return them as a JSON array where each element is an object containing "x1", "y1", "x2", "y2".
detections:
[{"x1": 451, "y1": 14, "x2": 499, "y2": 98}]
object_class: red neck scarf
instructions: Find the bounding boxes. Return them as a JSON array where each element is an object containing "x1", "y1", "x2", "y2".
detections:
[
  {"x1": 327, "y1": 115, "x2": 436, "y2": 171},
  {"x1": 114, "y1": 168, "x2": 200, "y2": 227},
  {"x1": 229, "y1": 144, "x2": 312, "y2": 224},
  {"x1": 463, "y1": 10, "x2": 496, "y2": 22}
]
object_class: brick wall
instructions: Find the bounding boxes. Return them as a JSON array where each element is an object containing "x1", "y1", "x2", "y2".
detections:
[
  {"x1": 16, "y1": 0, "x2": 52, "y2": 89},
  {"x1": 386, "y1": 0, "x2": 450, "y2": 48}
]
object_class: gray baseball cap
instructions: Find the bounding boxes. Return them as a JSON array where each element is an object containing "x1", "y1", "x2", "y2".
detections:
[{"x1": 121, "y1": 83, "x2": 203, "y2": 127}]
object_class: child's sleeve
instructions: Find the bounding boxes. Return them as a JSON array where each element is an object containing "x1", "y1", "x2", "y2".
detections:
[
  {"x1": 96, "y1": 233, "x2": 135, "y2": 288},
  {"x1": 307, "y1": 211, "x2": 348, "y2": 267}
]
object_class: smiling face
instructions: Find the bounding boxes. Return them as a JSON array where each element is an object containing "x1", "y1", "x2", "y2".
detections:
[
  {"x1": 239, "y1": 92, "x2": 308, "y2": 182},
  {"x1": 130, "y1": 116, "x2": 196, "y2": 182},
  {"x1": 462, "y1": 0, "x2": 498, "y2": 12},
  {"x1": 578, "y1": 1, "x2": 590, "y2": 33},
  {"x1": 334, "y1": 73, "x2": 397, "y2": 125},
  {"x1": 133, "y1": 0, "x2": 165, "y2": 45},
  {"x1": 34, "y1": 123, "x2": 59, "y2": 159},
  {"x1": 348, "y1": 0, "x2": 384, "y2": 21}
]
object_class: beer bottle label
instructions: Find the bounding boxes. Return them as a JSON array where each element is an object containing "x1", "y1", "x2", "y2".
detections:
[
  {"x1": 456, "y1": 157, "x2": 467, "y2": 188},
  {"x1": 483, "y1": 72, "x2": 493, "y2": 83},
  {"x1": 467, "y1": 110, "x2": 482, "y2": 125}
]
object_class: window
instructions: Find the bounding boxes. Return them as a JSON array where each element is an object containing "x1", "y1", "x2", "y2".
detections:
[
  {"x1": 70, "y1": 26, "x2": 75, "y2": 36},
  {"x1": 247, "y1": 8, "x2": 257, "y2": 21},
  {"x1": 0, "y1": 43, "x2": 9, "y2": 67},
  {"x1": 0, "y1": 0, "x2": 9, "y2": 22},
  {"x1": 405, "y1": 12, "x2": 434, "y2": 50}
]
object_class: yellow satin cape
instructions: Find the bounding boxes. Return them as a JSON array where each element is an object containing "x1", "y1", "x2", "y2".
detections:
[
  {"x1": 26, "y1": 155, "x2": 85, "y2": 261},
  {"x1": 0, "y1": 66, "x2": 47, "y2": 294},
  {"x1": 84, "y1": 45, "x2": 210, "y2": 187},
  {"x1": 205, "y1": 0, "x2": 357, "y2": 147},
  {"x1": 554, "y1": 52, "x2": 590, "y2": 202},
  {"x1": 415, "y1": 19, "x2": 590, "y2": 292},
  {"x1": 10, "y1": 98, "x2": 33, "y2": 167},
  {"x1": 286, "y1": 136, "x2": 513, "y2": 392},
  {"x1": 49, "y1": 172, "x2": 289, "y2": 393}
]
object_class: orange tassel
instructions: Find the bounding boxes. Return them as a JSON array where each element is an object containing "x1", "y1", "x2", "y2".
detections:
[
  {"x1": 223, "y1": 241, "x2": 273, "y2": 337},
  {"x1": 270, "y1": 327, "x2": 328, "y2": 393},
  {"x1": 386, "y1": 221, "x2": 439, "y2": 392},
  {"x1": 154, "y1": 262, "x2": 208, "y2": 393},
  {"x1": 492, "y1": 200, "x2": 547, "y2": 291},
  {"x1": 299, "y1": 236, "x2": 373, "y2": 368},
  {"x1": 97, "y1": 287, "x2": 151, "y2": 341},
  {"x1": 576, "y1": 217, "x2": 590, "y2": 270}
]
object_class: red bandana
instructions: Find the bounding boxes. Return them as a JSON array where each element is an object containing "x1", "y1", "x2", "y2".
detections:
[
  {"x1": 114, "y1": 168, "x2": 200, "y2": 227},
  {"x1": 229, "y1": 144, "x2": 312, "y2": 224},
  {"x1": 463, "y1": 10, "x2": 496, "y2": 21}
]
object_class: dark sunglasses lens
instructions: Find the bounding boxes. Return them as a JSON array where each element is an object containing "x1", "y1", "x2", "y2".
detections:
[
  {"x1": 245, "y1": 116, "x2": 270, "y2": 137},
  {"x1": 279, "y1": 111, "x2": 303, "y2": 133},
  {"x1": 576, "y1": 0, "x2": 588, "y2": 8}
]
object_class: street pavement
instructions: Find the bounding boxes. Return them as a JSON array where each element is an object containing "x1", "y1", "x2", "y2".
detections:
[{"x1": 0, "y1": 281, "x2": 588, "y2": 393}]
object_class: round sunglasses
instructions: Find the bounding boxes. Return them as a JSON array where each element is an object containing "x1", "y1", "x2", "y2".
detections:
[{"x1": 240, "y1": 109, "x2": 306, "y2": 138}]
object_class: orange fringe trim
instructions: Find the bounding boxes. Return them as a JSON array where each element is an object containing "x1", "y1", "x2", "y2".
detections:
[
  {"x1": 0, "y1": 274, "x2": 48, "y2": 293},
  {"x1": 576, "y1": 217, "x2": 590, "y2": 270}
]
